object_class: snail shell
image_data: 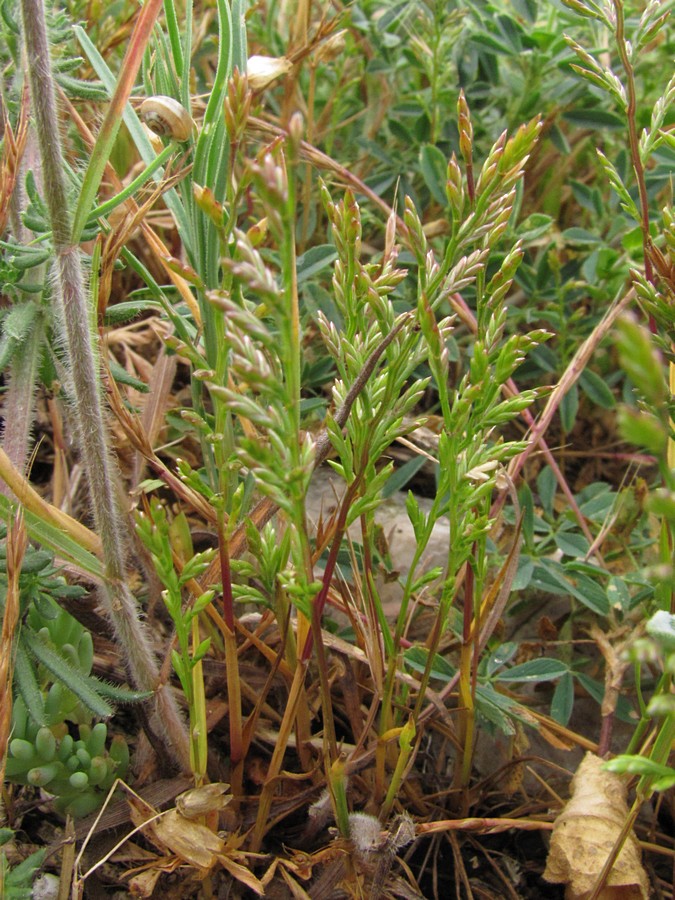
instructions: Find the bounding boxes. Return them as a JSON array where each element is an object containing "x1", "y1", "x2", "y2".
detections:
[{"x1": 140, "y1": 96, "x2": 194, "y2": 142}]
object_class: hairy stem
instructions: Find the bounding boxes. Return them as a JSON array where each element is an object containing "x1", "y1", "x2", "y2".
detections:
[
  {"x1": 0, "y1": 317, "x2": 43, "y2": 493},
  {"x1": 20, "y1": 0, "x2": 189, "y2": 770}
]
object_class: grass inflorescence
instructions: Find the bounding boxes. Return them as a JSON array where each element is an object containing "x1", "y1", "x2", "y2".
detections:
[{"x1": 1, "y1": 0, "x2": 674, "y2": 896}]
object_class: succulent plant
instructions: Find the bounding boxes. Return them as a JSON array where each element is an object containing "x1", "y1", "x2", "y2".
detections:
[
  {"x1": 0, "y1": 827, "x2": 45, "y2": 899},
  {"x1": 6, "y1": 700, "x2": 129, "y2": 817},
  {"x1": 1, "y1": 529, "x2": 144, "y2": 815}
]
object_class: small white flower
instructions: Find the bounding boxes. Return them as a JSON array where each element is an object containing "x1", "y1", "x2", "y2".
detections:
[
  {"x1": 465, "y1": 459, "x2": 498, "y2": 483},
  {"x1": 247, "y1": 55, "x2": 293, "y2": 90}
]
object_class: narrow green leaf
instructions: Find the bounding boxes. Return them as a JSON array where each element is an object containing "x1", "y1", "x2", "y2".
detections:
[
  {"x1": 404, "y1": 646, "x2": 455, "y2": 681},
  {"x1": 103, "y1": 300, "x2": 163, "y2": 325},
  {"x1": 470, "y1": 32, "x2": 516, "y2": 55},
  {"x1": 71, "y1": 0, "x2": 166, "y2": 242},
  {"x1": 89, "y1": 678, "x2": 152, "y2": 704},
  {"x1": 517, "y1": 213, "x2": 553, "y2": 241},
  {"x1": 559, "y1": 382, "x2": 579, "y2": 433},
  {"x1": 4, "y1": 848, "x2": 46, "y2": 890},
  {"x1": 532, "y1": 559, "x2": 609, "y2": 614},
  {"x1": 551, "y1": 672, "x2": 574, "y2": 725},
  {"x1": 554, "y1": 530, "x2": 590, "y2": 558},
  {"x1": 108, "y1": 358, "x2": 149, "y2": 393},
  {"x1": 570, "y1": 572, "x2": 610, "y2": 615},
  {"x1": 579, "y1": 369, "x2": 615, "y2": 408},
  {"x1": 419, "y1": 144, "x2": 449, "y2": 207},
  {"x1": 162, "y1": 0, "x2": 184, "y2": 80},
  {"x1": 576, "y1": 672, "x2": 635, "y2": 722},
  {"x1": 14, "y1": 643, "x2": 46, "y2": 727},
  {"x1": 73, "y1": 26, "x2": 191, "y2": 246},
  {"x1": 494, "y1": 658, "x2": 568, "y2": 683},
  {"x1": 536, "y1": 466, "x2": 557, "y2": 517},
  {"x1": 22, "y1": 630, "x2": 115, "y2": 719},
  {"x1": 231, "y1": 0, "x2": 248, "y2": 71},
  {"x1": 5, "y1": 305, "x2": 39, "y2": 345},
  {"x1": 474, "y1": 684, "x2": 516, "y2": 736},
  {"x1": 0, "y1": 494, "x2": 103, "y2": 579},
  {"x1": 486, "y1": 642, "x2": 519, "y2": 676},
  {"x1": 604, "y1": 755, "x2": 675, "y2": 779},
  {"x1": 55, "y1": 73, "x2": 108, "y2": 100},
  {"x1": 512, "y1": 555, "x2": 534, "y2": 590},
  {"x1": 562, "y1": 227, "x2": 600, "y2": 245},
  {"x1": 383, "y1": 455, "x2": 428, "y2": 498},
  {"x1": 297, "y1": 245, "x2": 339, "y2": 284},
  {"x1": 563, "y1": 108, "x2": 626, "y2": 129}
]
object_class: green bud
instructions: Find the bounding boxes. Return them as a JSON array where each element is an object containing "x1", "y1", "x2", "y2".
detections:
[
  {"x1": 457, "y1": 90, "x2": 473, "y2": 165},
  {"x1": 446, "y1": 154, "x2": 464, "y2": 214}
]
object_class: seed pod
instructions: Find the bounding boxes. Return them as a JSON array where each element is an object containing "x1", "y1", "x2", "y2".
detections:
[{"x1": 140, "y1": 95, "x2": 194, "y2": 142}]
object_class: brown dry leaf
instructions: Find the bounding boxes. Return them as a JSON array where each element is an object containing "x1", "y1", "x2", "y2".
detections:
[
  {"x1": 128, "y1": 865, "x2": 164, "y2": 897},
  {"x1": 0, "y1": 87, "x2": 30, "y2": 236},
  {"x1": 110, "y1": 840, "x2": 158, "y2": 864},
  {"x1": 280, "y1": 865, "x2": 313, "y2": 899},
  {"x1": 124, "y1": 783, "x2": 264, "y2": 892},
  {"x1": 126, "y1": 793, "x2": 167, "y2": 855},
  {"x1": 153, "y1": 808, "x2": 225, "y2": 869},
  {"x1": 217, "y1": 853, "x2": 265, "y2": 895},
  {"x1": 543, "y1": 752, "x2": 649, "y2": 899},
  {"x1": 126, "y1": 856, "x2": 182, "y2": 897},
  {"x1": 539, "y1": 724, "x2": 577, "y2": 751}
]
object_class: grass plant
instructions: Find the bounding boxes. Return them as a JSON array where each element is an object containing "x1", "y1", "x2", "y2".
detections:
[{"x1": 1, "y1": 0, "x2": 674, "y2": 896}]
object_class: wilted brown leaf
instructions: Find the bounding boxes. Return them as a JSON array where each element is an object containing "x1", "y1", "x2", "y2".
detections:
[
  {"x1": 543, "y1": 752, "x2": 649, "y2": 899},
  {"x1": 128, "y1": 864, "x2": 164, "y2": 897},
  {"x1": 153, "y1": 808, "x2": 225, "y2": 869},
  {"x1": 217, "y1": 853, "x2": 265, "y2": 895}
]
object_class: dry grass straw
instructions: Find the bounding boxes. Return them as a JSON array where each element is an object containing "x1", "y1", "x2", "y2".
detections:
[
  {"x1": 0, "y1": 87, "x2": 29, "y2": 238},
  {"x1": 0, "y1": 448, "x2": 102, "y2": 558}
]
